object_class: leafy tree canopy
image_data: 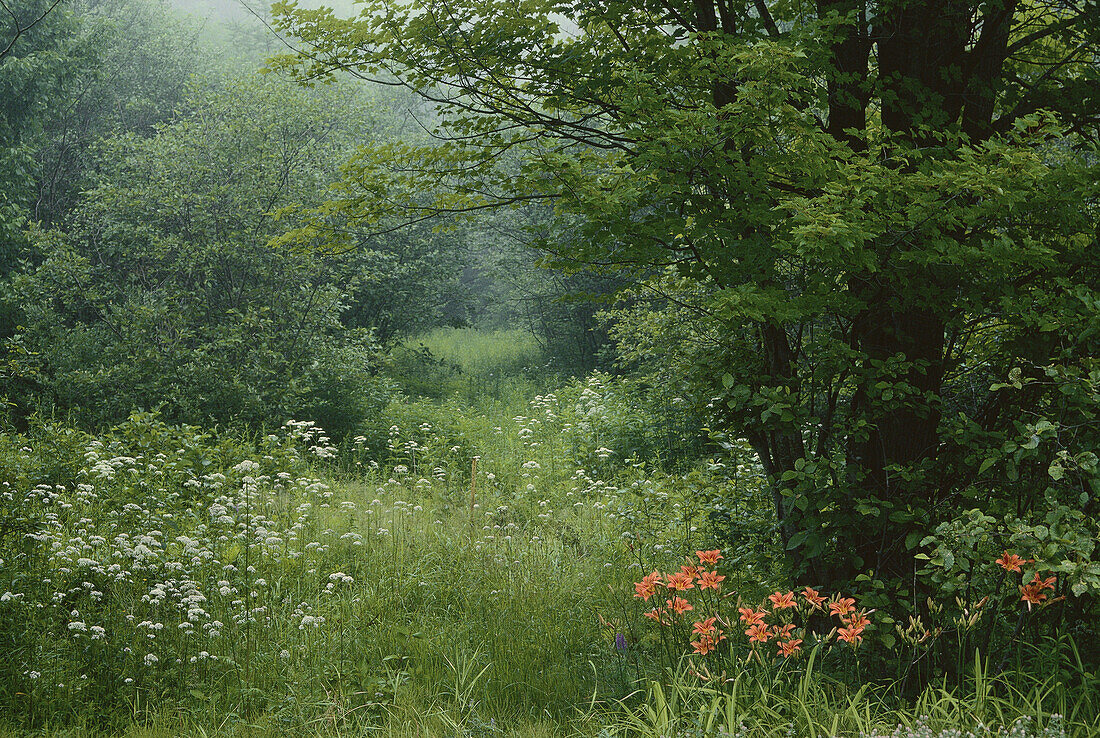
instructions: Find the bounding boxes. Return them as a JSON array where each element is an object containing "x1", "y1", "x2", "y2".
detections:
[
  {"x1": 9, "y1": 74, "x2": 394, "y2": 436},
  {"x1": 0, "y1": 0, "x2": 71, "y2": 268},
  {"x1": 271, "y1": 0, "x2": 1100, "y2": 590}
]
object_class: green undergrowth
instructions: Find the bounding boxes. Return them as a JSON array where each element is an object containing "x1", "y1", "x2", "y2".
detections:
[
  {"x1": 0, "y1": 368, "x2": 746, "y2": 735},
  {"x1": 607, "y1": 651, "x2": 1099, "y2": 737},
  {"x1": 385, "y1": 327, "x2": 553, "y2": 404},
  {"x1": 1, "y1": 329, "x2": 1097, "y2": 737}
]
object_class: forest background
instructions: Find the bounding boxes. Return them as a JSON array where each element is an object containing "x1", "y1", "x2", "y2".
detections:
[{"x1": 1, "y1": 0, "x2": 1098, "y2": 736}]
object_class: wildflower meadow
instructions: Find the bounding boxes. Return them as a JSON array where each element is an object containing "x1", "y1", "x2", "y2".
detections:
[
  {"x1": 2, "y1": 0, "x2": 1099, "y2": 733},
  {"x1": 1, "y1": 331, "x2": 1097, "y2": 737}
]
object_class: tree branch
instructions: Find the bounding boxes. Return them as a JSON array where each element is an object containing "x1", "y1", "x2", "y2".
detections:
[{"x1": 0, "y1": 0, "x2": 65, "y2": 62}]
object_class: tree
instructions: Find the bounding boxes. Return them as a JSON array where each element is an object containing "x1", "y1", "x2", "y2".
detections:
[
  {"x1": 271, "y1": 0, "x2": 1100, "y2": 588},
  {"x1": 9, "y1": 74, "x2": 392, "y2": 435},
  {"x1": 0, "y1": 0, "x2": 71, "y2": 271},
  {"x1": 462, "y1": 205, "x2": 623, "y2": 374},
  {"x1": 31, "y1": 0, "x2": 205, "y2": 226},
  {"x1": 0, "y1": 0, "x2": 64, "y2": 63}
]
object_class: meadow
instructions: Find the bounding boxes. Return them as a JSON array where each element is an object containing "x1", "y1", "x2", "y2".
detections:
[
  {"x1": 4, "y1": 0, "x2": 1098, "y2": 734},
  {"x1": 1, "y1": 330, "x2": 1096, "y2": 738}
]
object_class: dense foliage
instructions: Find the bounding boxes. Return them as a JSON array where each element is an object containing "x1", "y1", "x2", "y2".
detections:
[
  {"x1": 2, "y1": 344, "x2": 1096, "y2": 736},
  {"x1": 1, "y1": 1, "x2": 493, "y2": 437},
  {"x1": 1, "y1": 0, "x2": 1098, "y2": 735},
  {"x1": 270, "y1": 0, "x2": 1100, "y2": 592},
  {"x1": 9, "y1": 74, "x2": 395, "y2": 434}
]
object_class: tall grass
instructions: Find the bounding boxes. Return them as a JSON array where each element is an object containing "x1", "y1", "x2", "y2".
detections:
[
  {"x1": 3, "y1": 329, "x2": 1097, "y2": 737},
  {"x1": 386, "y1": 328, "x2": 551, "y2": 404},
  {"x1": 0, "y1": 392, "x2": 652, "y2": 734},
  {"x1": 607, "y1": 651, "x2": 1097, "y2": 737},
  {"x1": 413, "y1": 328, "x2": 545, "y2": 377}
]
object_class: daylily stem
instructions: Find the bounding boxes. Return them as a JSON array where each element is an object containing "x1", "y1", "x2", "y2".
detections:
[{"x1": 995, "y1": 607, "x2": 1028, "y2": 675}]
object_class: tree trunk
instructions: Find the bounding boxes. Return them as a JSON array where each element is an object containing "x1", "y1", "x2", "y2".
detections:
[{"x1": 845, "y1": 277, "x2": 946, "y2": 580}]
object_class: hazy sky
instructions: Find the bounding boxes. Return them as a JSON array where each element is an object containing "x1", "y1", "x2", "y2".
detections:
[
  {"x1": 165, "y1": 0, "x2": 361, "y2": 20},
  {"x1": 158, "y1": 0, "x2": 363, "y2": 57}
]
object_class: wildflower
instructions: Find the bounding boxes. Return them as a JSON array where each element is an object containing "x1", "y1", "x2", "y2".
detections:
[
  {"x1": 801, "y1": 587, "x2": 826, "y2": 609},
  {"x1": 774, "y1": 623, "x2": 796, "y2": 639},
  {"x1": 692, "y1": 617, "x2": 718, "y2": 635},
  {"x1": 995, "y1": 551, "x2": 1033, "y2": 572},
  {"x1": 1019, "y1": 573, "x2": 1057, "y2": 609},
  {"x1": 837, "y1": 626, "x2": 864, "y2": 645},
  {"x1": 633, "y1": 571, "x2": 663, "y2": 601},
  {"x1": 778, "y1": 639, "x2": 803, "y2": 658},
  {"x1": 644, "y1": 607, "x2": 666, "y2": 623},
  {"x1": 692, "y1": 632, "x2": 722, "y2": 655},
  {"x1": 698, "y1": 570, "x2": 726, "y2": 590},
  {"x1": 299, "y1": 614, "x2": 324, "y2": 629},
  {"x1": 1020, "y1": 583, "x2": 1047, "y2": 608},
  {"x1": 665, "y1": 571, "x2": 695, "y2": 591},
  {"x1": 829, "y1": 597, "x2": 857, "y2": 617},
  {"x1": 769, "y1": 591, "x2": 796, "y2": 610},
  {"x1": 614, "y1": 633, "x2": 628, "y2": 651},
  {"x1": 679, "y1": 564, "x2": 701, "y2": 579},
  {"x1": 696, "y1": 550, "x2": 724, "y2": 565},
  {"x1": 745, "y1": 623, "x2": 773, "y2": 643},
  {"x1": 843, "y1": 611, "x2": 872, "y2": 631},
  {"x1": 1032, "y1": 573, "x2": 1057, "y2": 591},
  {"x1": 738, "y1": 607, "x2": 767, "y2": 626},
  {"x1": 667, "y1": 596, "x2": 694, "y2": 616}
]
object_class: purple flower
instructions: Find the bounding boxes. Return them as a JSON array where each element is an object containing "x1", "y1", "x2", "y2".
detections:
[{"x1": 614, "y1": 632, "x2": 628, "y2": 651}]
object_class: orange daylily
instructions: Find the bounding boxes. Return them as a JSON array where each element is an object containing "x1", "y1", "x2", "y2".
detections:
[
  {"x1": 778, "y1": 639, "x2": 803, "y2": 658},
  {"x1": 995, "y1": 550, "x2": 1034, "y2": 573},
  {"x1": 696, "y1": 550, "x2": 724, "y2": 565},
  {"x1": 692, "y1": 632, "x2": 722, "y2": 655},
  {"x1": 1031, "y1": 573, "x2": 1057, "y2": 591},
  {"x1": 667, "y1": 596, "x2": 693, "y2": 615},
  {"x1": 843, "y1": 611, "x2": 872, "y2": 631},
  {"x1": 829, "y1": 597, "x2": 857, "y2": 617},
  {"x1": 1019, "y1": 583, "x2": 1046, "y2": 608},
  {"x1": 633, "y1": 571, "x2": 663, "y2": 601},
  {"x1": 745, "y1": 623, "x2": 773, "y2": 643},
  {"x1": 666, "y1": 571, "x2": 696, "y2": 591},
  {"x1": 837, "y1": 625, "x2": 864, "y2": 644},
  {"x1": 801, "y1": 587, "x2": 826, "y2": 609},
  {"x1": 698, "y1": 570, "x2": 726, "y2": 590},
  {"x1": 769, "y1": 591, "x2": 797, "y2": 610},
  {"x1": 692, "y1": 617, "x2": 718, "y2": 635},
  {"x1": 1020, "y1": 573, "x2": 1058, "y2": 609},
  {"x1": 774, "y1": 623, "x2": 796, "y2": 639},
  {"x1": 738, "y1": 607, "x2": 767, "y2": 626}
]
